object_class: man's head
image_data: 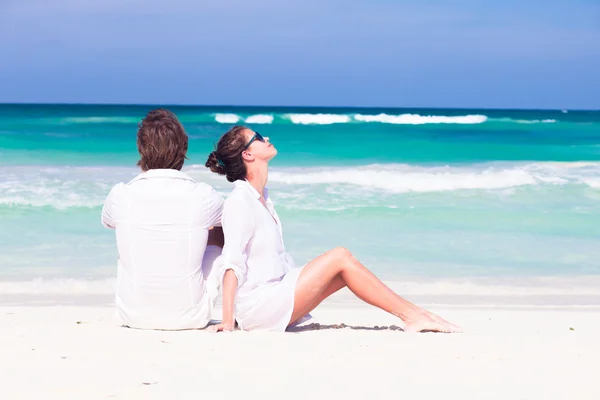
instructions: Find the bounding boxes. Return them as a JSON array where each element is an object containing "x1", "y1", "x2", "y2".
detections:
[{"x1": 137, "y1": 109, "x2": 188, "y2": 171}]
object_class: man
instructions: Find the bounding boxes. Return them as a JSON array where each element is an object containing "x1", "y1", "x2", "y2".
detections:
[{"x1": 101, "y1": 108, "x2": 224, "y2": 330}]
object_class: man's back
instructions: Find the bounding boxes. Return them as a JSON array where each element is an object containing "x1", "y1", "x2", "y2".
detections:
[{"x1": 102, "y1": 169, "x2": 224, "y2": 330}]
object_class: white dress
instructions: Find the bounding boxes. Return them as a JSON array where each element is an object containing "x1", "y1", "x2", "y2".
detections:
[{"x1": 210, "y1": 180, "x2": 309, "y2": 332}]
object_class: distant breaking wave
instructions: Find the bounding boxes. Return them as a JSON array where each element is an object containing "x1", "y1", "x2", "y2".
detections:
[
  {"x1": 219, "y1": 113, "x2": 489, "y2": 125},
  {"x1": 214, "y1": 113, "x2": 240, "y2": 123},
  {"x1": 354, "y1": 113, "x2": 488, "y2": 124},
  {"x1": 245, "y1": 114, "x2": 274, "y2": 124},
  {"x1": 58, "y1": 113, "x2": 491, "y2": 125},
  {"x1": 9, "y1": 113, "x2": 567, "y2": 126},
  {"x1": 488, "y1": 118, "x2": 557, "y2": 124},
  {"x1": 285, "y1": 113, "x2": 353, "y2": 124},
  {"x1": 207, "y1": 113, "x2": 560, "y2": 125}
]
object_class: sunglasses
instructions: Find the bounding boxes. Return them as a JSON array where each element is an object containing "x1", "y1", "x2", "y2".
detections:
[{"x1": 243, "y1": 132, "x2": 266, "y2": 151}]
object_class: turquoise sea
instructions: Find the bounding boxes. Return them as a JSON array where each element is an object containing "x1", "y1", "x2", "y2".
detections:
[{"x1": 1, "y1": 104, "x2": 599, "y2": 296}]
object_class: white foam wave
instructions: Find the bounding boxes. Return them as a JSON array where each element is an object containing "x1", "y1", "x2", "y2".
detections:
[
  {"x1": 354, "y1": 113, "x2": 488, "y2": 125},
  {"x1": 245, "y1": 114, "x2": 274, "y2": 124},
  {"x1": 214, "y1": 113, "x2": 240, "y2": 123},
  {"x1": 0, "y1": 195, "x2": 102, "y2": 208},
  {"x1": 286, "y1": 113, "x2": 352, "y2": 125},
  {"x1": 268, "y1": 162, "x2": 600, "y2": 193},
  {"x1": 0, "y1": 166, "x2": 137, "y2": 209},
  {"x1": 37, "y1": 114, "x2": 566, "y2": 126},
  {"x1": 388, "y1": 276, "x2": 600, "y2": 296},
  {"x1": 583, "y1": 179, "x2": 600, "y2": 189},
  {"x1": 0, "y1": 278, "x2": 116, "y2": 295},
  {"x1": 270, "y1": 166, "x2": 532, "y2": 192},
  {"x1": 514, "y1": 119, "x2": 557, "y2": 124},
  {"x1": 2, "y1": 276, "x2": 600, "y2": 297},
  {"x1": 2, "y1": 162, "x2": 599, "y2": 210}
]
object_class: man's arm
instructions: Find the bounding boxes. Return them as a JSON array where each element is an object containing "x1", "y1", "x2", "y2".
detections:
[{"x1": 101, "y1": 183, "x2": 123, "y2": 229}]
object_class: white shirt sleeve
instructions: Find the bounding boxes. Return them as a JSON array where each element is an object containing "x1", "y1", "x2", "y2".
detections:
[
  {"x1": 101, "y1": 183, "x2": 124, "y2": 229},
  {"x1": 217, "y1": 197, "x2": 255, "y2": 288},
  {"x1": 205, "y1": 186, "x2": 225, "y2": 228}
]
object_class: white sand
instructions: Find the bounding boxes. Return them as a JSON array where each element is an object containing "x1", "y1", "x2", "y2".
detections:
[{"x1": 1, "y1": 292, "x2": 599, "y2": 400}]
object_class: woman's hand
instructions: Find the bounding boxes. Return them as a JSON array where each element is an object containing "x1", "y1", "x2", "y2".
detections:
[{"x1": 209, "y1": 320, "x2": 235, "y2": 332}]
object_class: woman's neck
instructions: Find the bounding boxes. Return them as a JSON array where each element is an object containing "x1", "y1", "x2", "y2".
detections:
[{"x1": 246, "y1": 166, "x2": 269, "y2": 200}]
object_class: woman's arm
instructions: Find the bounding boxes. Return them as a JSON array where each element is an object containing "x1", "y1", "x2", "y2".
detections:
[
  {"x1": 210, "y1": 195, "x2": 255, "y2": 332},
  {"x1": 213, "y1": 269, "x2": 238, "y2": 332}
]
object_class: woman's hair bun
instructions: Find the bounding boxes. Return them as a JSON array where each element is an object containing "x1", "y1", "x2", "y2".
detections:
[
  {"x1": 205, "y1": 125, "x2": 249, "y2": 182},
  {"x1": 205, "y1": 151, "x2": 226, "y2": 175}
]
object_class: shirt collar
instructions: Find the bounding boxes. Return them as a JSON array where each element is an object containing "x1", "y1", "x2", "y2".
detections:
[
  {"x1": 233, "y1": 179, "x2": 269, "y2": 200},
  {"x1": 128, "y1": 169, "x2": 196, "y2": 184}
]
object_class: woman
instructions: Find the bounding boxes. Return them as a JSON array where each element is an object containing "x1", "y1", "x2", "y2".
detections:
[{"x1": 205, "y1": 126, "x2": 461, "y2": 333}]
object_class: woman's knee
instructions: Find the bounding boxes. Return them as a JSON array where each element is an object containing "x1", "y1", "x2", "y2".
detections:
[{"x1": 330, "y1": 246, "x2": 353, "y2": 261}]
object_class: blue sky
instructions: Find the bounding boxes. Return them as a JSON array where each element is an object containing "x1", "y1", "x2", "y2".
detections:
[{"x1": 1, "y1": 0, "x2": 599, "y2": 109}]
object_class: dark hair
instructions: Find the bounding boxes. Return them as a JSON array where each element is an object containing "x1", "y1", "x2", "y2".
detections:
[
  {"x1": 205, "y1": 125, "x2": 249, "y2": 182},
  {"x1": 137, "y1": 108, "x2": 188, "y2": 171}
]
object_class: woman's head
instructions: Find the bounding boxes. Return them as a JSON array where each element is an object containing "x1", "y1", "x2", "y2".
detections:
[
  {"x1": 137, "y1": 108, "x2": 188, "y2": 171},
  {"x1": 206, "y1": 125, "x2": 277, "y2": 182}
]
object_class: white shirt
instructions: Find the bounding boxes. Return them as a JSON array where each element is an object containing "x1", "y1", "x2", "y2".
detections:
[
  {"x1": 211, "y1": 180, "x2": 299, "y2": 331},
  {"x1": 101, "y1": 169, "x2": 224, "y2": 330}
]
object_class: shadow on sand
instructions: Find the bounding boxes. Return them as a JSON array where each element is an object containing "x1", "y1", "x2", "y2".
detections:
[{"x1": 287, "y1": 322, "x2": 405, "y2": 333}]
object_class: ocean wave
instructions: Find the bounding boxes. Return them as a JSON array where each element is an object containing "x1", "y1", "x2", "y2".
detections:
[
  {"x1": 2, "y1": 162, "x2": 599, "y2": 210},
  {"x1": 268, "y1": 162, "x2": 600, "y2": 193},
  {"x1": 240, "y1": 113, "x2": 556, "y2": 125},
  {"x1": 0, "y1": 166, "x2": 137, "y2": 210},
  {"x1": 0, "y1": 277, "x2": 116, "y2": 295},
  {"x1": 209, "y1": 113, "x2": 560, "y2": 126},
  {"x1": 214, "y1": 114, "x2": 274, "y2": 124},
  {"x1": 531, "y1": 119, "x2": 556, "y2": 123},
  {"x1": 489, "y1": 118, "x2": 557, "y2": 124},
  {"x1": 583, "y1": 178, "x2": 600, "y2": 189},
  {"x1": 0, "y1": 196, "x2": 102, "y2": 209},
  {"x1": 285, "y1": 113, "x2": 352, "y2": 125},
  {"x1": 245, "y1": 114, "x2": 274, "y2": 124},
  {"x1": 354, "y1": 113, "x2": 488, "y2": 124},
  {"x1": 388, "y1": 276, "x2": 600, "y2": 296},
  {"x1": 214, "y1": 113, "x2": 240, "y2": 123},
  {"x1": 269, "y1": 167, "x2": 532, "y2": 192},
  {"x1": 283, "y1": 112, "x2": 490, "y2": 125},
  {"x1": 8, "y1": 113, "x2": 588, "y2": 127},
  {"x1": 2, "y1": 276, "x2": 600, "y2": 297}
]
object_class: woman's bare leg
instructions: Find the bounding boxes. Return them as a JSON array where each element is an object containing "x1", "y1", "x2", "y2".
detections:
[
  {"x1": 289, "y1": 275, "x2": 345, "y2": 326},
  {"x1": 289, "y1": 247, "x2": 461, "y2": 333}
]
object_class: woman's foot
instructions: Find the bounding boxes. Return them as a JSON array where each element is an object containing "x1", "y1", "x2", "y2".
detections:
[{"x1": 403, "y1": 312, "x2": 462, "y2": 333}]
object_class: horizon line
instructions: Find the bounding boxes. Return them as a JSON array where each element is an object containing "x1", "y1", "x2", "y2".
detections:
[{"x1": 1, "y1": 101, "x2": 598, "y2": 112}]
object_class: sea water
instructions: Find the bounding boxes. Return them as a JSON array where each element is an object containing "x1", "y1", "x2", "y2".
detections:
[{"x1": 1, "y1": 104, "x2": 599, "y2": 297}]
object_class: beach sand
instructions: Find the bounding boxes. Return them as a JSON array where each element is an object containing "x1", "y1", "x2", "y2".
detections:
[{"x1": 1, "y1": 288, "x2": 599, "y2": 400}]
